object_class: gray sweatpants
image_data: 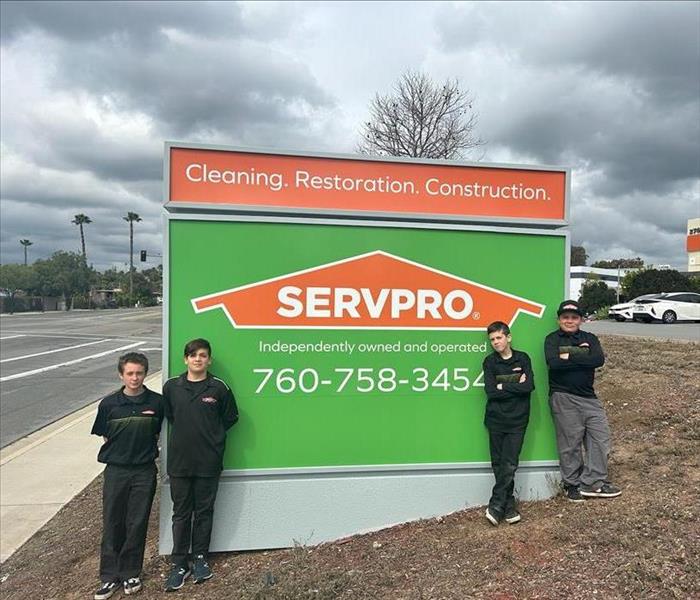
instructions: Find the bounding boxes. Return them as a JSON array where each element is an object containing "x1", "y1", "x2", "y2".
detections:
[{"x1": 549, "y1": 391, "x2": 611, "y2": 490}]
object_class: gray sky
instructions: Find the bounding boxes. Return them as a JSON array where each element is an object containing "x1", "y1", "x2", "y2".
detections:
[{"x1": 1, "y1": 1, "x2": 698, "y2": 270}]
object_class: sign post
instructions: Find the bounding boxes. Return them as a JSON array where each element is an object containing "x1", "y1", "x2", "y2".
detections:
[{"x1": 161, "y1": 143, "x2": 569, "y2": 552}]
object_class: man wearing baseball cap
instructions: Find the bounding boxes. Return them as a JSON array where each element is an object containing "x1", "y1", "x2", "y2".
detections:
[{"x1": 544, "y1": 300, "x2": 622, "y2": 502}]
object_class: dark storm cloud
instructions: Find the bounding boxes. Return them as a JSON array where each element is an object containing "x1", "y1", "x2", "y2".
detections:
[
  {"x1": 501, "y1": 88, "x2": 698, "y2": 196},
  {"x1": 526, "y1": 2, "x2": 700, "y2": 105},
  {"x1": 437, "y1": 1, "x2": 699, "y2": 99},
  {"x1": 0, "y1": 1, "x2": 245, "y2": 44},
  {"x1": 2, "y1": 1, "x2": 335, "y2": 182},
  {"x1": 26, "y1": 123, "x2": 162, "y2": 183},
  {"x1": 435, "y1": 1, "x2": 700, "y2": 196},
  {"x1": 68, "y1": 40, "x2": 333, "y2": 138},
  {"x1": 570, "y1": 199, "x2": 688, "y2": 268},
  {"x1": 1, "y1": 0, "x2": 333, "y2": 137}
]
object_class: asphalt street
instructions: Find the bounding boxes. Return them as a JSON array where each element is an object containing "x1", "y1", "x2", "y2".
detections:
[
  {"x1": 0, "y1": 307, "x2": 162, "y2": 448},
  {"x1": 585, "y1": 319, "x2": 700, "y2": 342}
]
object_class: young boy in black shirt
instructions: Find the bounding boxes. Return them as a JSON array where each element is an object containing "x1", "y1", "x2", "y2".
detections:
[
  {"x1": 482, "y1": 321, "x2": 534, "y2": 526},
  {"x1": 91, "y1": 352, "x2": 163, "y2": 599},
  {"x1": 163, "y1": 338, "x2": 238, "y2": 591},
  {"x1": 544, "y1": 300, "x2": 621, "y2": 502}
]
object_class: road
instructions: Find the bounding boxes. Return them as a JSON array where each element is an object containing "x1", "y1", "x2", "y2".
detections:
[
  {"x1": 584, "y1": 319, "x2": 700, "y2": 342},
  {"x1": 0, "y1": 307, "x2": 162, "y2": 448}
]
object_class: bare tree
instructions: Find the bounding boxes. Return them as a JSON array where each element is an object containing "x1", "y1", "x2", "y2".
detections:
[
  {"x1": 123, "y1": 212, "x2": 142, "y2": 305},
  {"x1": 71, "y1": 213, "x2": 92, "y2": 263},
  {"x1": 19, "y1": 239, "x2": 33, "y2": 266},
  {"x1": 357, "y1": 71, "x2": 484, "y2": 159}
]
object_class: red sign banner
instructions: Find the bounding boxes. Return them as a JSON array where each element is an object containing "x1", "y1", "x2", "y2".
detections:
[{"x1": 168, "y1": 146, "x2": 567, "y2": 223}]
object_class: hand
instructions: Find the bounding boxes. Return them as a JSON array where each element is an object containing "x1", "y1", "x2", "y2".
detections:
[
  {"x1": 559, "y1": 353, "x2": 570, "y2": 360},
  {"x1": 519, "y1": 373, "x2": 526, "y2": 383},
  {"x1": 496, "y1": 383, "x2": 503, "y2": 390}
]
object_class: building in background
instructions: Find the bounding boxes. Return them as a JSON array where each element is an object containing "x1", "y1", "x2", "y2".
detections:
[
  {"x1": 569, "y1": 266, "x2": 634, "y2": 300},
  {"x1": 688, "y1": 218, "x2": 700, "y2": 272}
]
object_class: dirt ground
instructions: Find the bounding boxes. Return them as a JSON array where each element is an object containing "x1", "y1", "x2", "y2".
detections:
[{"x1": 1, "y1": 335, "x2": 698, "y2": 600}]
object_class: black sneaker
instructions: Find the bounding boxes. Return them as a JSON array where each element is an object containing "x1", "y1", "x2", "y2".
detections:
[
  {"x1": 580, "y1": 483, "x2": 622, "y2": 498},
  {"x1": 94, "y1": 581, "x2": 119, "y2": 600},
  {"x1": 192, "y1": 554, "x2": 213, "y2": 583},
  {"x1": 504, "y1": 510, "x2": 521, "y2": 524},
  {"x1": 123, "y1": 577, "x2": 142, "y2": 595},
  {"x1": 485, "y1": 507, "x2": 501, "y2": 526},
  {"x1": 165, "y1": 565, "x2": 190, "y2": 592},
  {"x1": 563, "y1": 484, "x2": 585, "y2": 503}
]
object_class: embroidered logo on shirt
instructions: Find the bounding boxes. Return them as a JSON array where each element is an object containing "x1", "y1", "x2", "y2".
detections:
[
  {"x1": 141, "y1": 409, "x2": 156, "y2": 415},
  {"x1": 512, "y1": 367, "x2": 522, "y2": 372},
  {"x1": 201, "y1": 396, "x2": 218, "y2": 404}
]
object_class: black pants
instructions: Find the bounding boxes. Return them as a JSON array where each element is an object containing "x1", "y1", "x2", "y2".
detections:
[
  {"x1": 170, "y1": 476, "x2": 220, "y2": 567},
  {"x1": 100, "y1": 463, "x2": 157, "y2": 582},
  {"x1": 487, "y1": 429, "x2": 526, "y2": 517}
]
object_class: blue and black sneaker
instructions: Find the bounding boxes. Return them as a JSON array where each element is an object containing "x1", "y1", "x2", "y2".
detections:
[
  {"x1": 165, "y1": 565, "x2": 190, "y2": 592},
  {"x1": 192, "y1": 554, "x2": 213, "y2": 583}
]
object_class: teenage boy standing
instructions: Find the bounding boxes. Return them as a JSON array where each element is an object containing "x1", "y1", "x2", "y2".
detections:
[
  {"x1": 91, "y1": 352, "x2": 163, "y2": 599},
  {"x1": 163, "y1": 338, "x2": 238, "y2": 592},
  {"x1": 482, "y1": 321, "x2": 534, "y2": 526},
  {"x1": 544, "y1": 300, "x2": 622, "y2": 502}
]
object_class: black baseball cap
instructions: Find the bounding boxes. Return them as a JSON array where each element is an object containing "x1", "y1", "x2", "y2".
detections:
[{"x1": 557, "y1": 300, "x2": 583, "y2": 317}]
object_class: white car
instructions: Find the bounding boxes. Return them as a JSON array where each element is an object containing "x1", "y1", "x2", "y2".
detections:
[
  {"x1": 608, "y1": 294, "x2": 660, "y2": 321},
  {"x1": 631, "y1": 292, "x2": 700, "y2": 324}
]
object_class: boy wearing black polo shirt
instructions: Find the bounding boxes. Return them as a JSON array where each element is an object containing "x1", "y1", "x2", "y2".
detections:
[
  {"x1": 164, "y1": 338, "x2": 238, "y2": 592},
  {"x1": 482, "y1": 321, "x2": 534, "y2": 526},
  {"x1": 91, "y1": 352, "x2": 163, "y2": 599},
  {"x1": 544, "y1": 300, "x2": 621, "y2": 502}
]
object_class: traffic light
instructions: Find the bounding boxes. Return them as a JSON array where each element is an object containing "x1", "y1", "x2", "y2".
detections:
[{"x1": 140, "y1": 250, "x2": 147, "y2": 262}]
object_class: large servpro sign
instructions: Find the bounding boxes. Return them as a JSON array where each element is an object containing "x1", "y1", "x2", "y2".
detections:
[
  {"x1": 167, "y1": 146, "x2": 568, "y2": 225},
  {"x1": 168, "y1": 219, "x2": 564, "y2": 469}
]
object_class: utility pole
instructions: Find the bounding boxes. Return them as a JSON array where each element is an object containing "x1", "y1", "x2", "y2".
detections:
[{"x1": 123, "y1": 212, "x2": 142, "y2": 306}]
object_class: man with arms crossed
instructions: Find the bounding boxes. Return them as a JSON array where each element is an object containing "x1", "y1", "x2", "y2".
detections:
[{"x1": 544, "y1": 300, "x2": 621, "y2": 502}]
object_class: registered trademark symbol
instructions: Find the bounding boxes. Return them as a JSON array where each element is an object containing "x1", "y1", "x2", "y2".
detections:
[{"x1": 472, "y1": 312, "x2": 480, "y2": 320}]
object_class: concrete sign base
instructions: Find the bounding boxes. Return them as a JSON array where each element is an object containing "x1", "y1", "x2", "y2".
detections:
[{"x1": 159, "y1": 462, "x2": 559, "y2": 552}]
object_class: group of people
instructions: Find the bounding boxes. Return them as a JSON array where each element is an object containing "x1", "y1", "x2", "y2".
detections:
[
  {"x1": 91, "y1": 338, "x2": 238, "y2": 598},
  {"x1": 90, "y1": 298, "x2": 621, "y2": 598},
  {"x1": 482, "y1": 299, "x2": 621, "y2": 527}
]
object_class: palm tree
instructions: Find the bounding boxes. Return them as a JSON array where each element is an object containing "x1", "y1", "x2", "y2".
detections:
[
  {"x1": 19, "y1": 239, "x2": 33, "y2": 266},
  {"x1": 123, "y1": 212, "x2": 142, "y2": 305},
  {"x1": 71, "y1": 214, "x2": 92, "y2": 263}
]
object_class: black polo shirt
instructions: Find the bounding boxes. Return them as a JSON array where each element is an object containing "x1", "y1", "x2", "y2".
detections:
[
  {"x1": 163, "y1": 373, "x2": 239, "y2": 477},
  {"x1": 482, "y1": 349, "x2": 534, "y2": 432},
  {"x1": 91, "y1": 386, "x2": 163, "y2": 466},
  {"x1": 544, "y1": 328, "x2": 605, "y2": 398}
]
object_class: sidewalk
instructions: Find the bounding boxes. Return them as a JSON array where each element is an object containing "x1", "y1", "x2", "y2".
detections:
[{"x1": 0, "y1": 371, "x2": 162, "y2": 563}]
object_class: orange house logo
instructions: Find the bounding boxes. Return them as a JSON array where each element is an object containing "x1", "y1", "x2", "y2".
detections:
[{"x1": 191, "y1": 251, "x2": 545, "y2": 330}]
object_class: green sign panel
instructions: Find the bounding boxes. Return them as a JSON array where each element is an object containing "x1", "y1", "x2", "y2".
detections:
[{"x1": 168, "y1": 218, "x2": 564, "y2": 470}]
